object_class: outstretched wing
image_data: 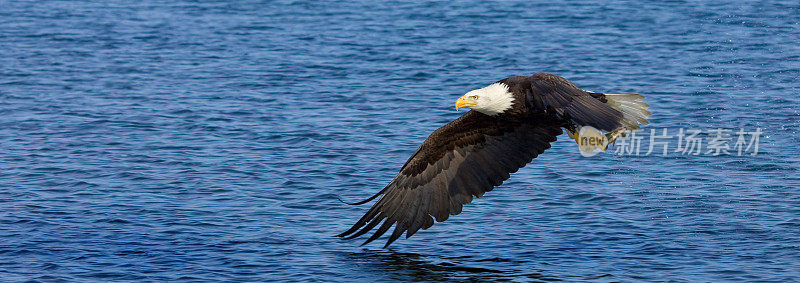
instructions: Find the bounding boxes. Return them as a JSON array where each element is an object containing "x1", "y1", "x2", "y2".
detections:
[
  {"x1": 523, "y1": 72, "x2": 626, "y2": 132},
  {"x1": 337, "y1": 111, "x2": 562, "y2": 247}
]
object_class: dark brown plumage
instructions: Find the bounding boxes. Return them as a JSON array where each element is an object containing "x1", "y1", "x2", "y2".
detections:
[{"x1": 337, "y1": 72, "x2": 650, "y2": 248}]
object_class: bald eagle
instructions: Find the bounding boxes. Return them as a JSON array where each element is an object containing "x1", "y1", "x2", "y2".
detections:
[{"x1": 338, "y1": 73, "x2": 650, "y2": 248}]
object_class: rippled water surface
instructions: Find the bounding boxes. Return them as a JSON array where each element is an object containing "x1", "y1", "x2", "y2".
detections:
[{"x1": 2, "y1": 1, "x2": 799, "y2": 281}]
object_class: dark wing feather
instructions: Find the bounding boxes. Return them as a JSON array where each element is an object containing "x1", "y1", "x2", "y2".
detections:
[
  {"x1": 337, "y1": 111, "x2": 562, "y2": 247},
  {"x1": 525, "y1": 73, "x2": 624, "y2": 131}
]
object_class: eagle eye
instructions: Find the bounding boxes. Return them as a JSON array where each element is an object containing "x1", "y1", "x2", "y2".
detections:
[{"x1": 471, "y1": 95, "x2": 479, "y2": 100}]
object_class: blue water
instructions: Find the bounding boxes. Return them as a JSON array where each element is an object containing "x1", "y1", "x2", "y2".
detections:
[{"x1": 1, "y1": 0, "x2": 799, "y2": 281}]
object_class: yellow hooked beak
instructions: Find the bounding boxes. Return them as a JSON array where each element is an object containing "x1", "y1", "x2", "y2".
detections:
[{"x1": 455, "y1": 95, "x2": 477, "y2": 111}]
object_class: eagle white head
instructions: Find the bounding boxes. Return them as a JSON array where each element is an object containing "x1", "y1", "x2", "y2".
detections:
[{"x1": 455, "y1": 82, "x2": 515, "y2": 116}]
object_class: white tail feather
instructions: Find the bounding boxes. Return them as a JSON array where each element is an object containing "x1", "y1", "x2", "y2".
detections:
[
  {"x1": 568, "y1": 93, "x2": 651, "y2": 154},
  {"x1": 603, "y1": 93, "x2": 651, "y2": 143}
]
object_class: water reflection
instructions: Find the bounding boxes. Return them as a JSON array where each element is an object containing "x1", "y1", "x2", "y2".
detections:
[{"x1": 344, "y1": 250, "x2": 559, "y2": 281}]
